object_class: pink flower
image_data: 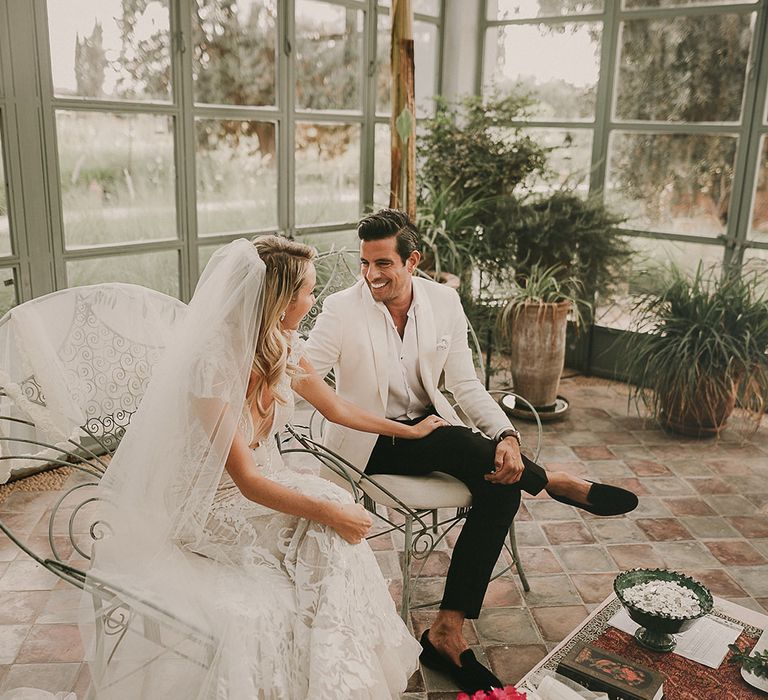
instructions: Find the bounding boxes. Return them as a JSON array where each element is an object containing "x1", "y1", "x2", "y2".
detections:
[{"x1": 456, "y1": 687, "x2": 526, "y2": 700}]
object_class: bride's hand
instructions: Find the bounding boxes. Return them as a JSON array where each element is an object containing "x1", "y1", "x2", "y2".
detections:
[
  {"x1": 328, "y1": 503, "x2": 372, "y2": 544},
  {"x1": 408, "y1": 415, "x2": 449, "y2": 439}
]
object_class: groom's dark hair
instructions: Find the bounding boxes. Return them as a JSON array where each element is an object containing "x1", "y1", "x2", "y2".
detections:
[{"x1": 357, "y1": 208, "x2": 420, "y2": 263}]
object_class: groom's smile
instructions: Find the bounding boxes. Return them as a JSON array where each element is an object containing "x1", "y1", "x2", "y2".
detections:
[{"x1": 360, "y1": 236, "x2": 419, "y2": 307}]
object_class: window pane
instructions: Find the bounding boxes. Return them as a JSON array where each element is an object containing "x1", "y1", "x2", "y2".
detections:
[
  {"x1": 295, "y1": 123, "x2": 360, "y2": 226},
  {"x1": 489, "y1": 1, "x2": 603, "y2": 20},
  {"x1": 615, "y1": 13, "x2": 753, "y2": 123},
  {"x1": 624, "y1": 0, "x2": 754, "y2": 8},
  {"x1": 522, "y1": 127, "x2": 593, "y2": 192},
  {"x1": 414, "y1": 21, "x2": 438, "y2": 118},
  {"x1": 47, "y1": 0, "x2": 171, "y2": 102},
  {"x1": 199, "y1": 243, "x2": 222, "y2": 274},
  {"x1": 195, "y1": 119, "x2": 277, "y2": 236},
  {"x1": 374, "y1": 123, "x2": 391, "y2": 208},
  {"x1": 483, "y1": 22, "x2": 601, "y2": 121},
  {"x1": 606, "y1": 131, "x2": 737, "y2": 237},
  {"x1": 377, "y1": 14, "x2": 439, "y2": 117},
  {"x1": 595, "y1": 237, "x2": 724, "y2": 330},
  {"x1": 743, "y1": 248, "x2": 768, "y2": 297},
  {"x1": 0, "y1": 123, "x2": 10, "y2": 256},
  {"x1": 296, "y1": 1, "x2": 363, "y2": 111},
  {"x1": 749, "y1": 134, "x2": 768, "y2": 243},
  {"x1": 298, "y1": 229, "x2": 358, "y2": 253},
  {"x1": 192, "y1": 0, "x2": 277, "y2": 107},
  {"x1": 56, "y1": 111, "x2": 177, "y2": 249},
  {"x1": 377, "y1": 12, "x2": 391, "y2": 115},
  {"x1": 67, "y1": 250, "x2": 179, "y2": 297},
  {"x1": 0, "y1": 267, "x2": 17, "y2": 317},
  {"x1": 377, "y1": 0, "x2": 441, "y2": 15}
]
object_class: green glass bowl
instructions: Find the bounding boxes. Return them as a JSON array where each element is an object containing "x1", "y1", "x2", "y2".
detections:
[{"x1": 614, "y1": 568, "x2": 713, "y2": 652}]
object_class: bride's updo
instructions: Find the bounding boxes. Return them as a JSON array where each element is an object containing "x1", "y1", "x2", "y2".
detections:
[{"x1": 249, "y1": 235, "x2": 316, "y2": 419}]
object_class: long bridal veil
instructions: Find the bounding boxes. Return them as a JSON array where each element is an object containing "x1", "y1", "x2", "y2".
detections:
[{"x1": 82, "y1": 239, "x2": 269, "y2": 698}]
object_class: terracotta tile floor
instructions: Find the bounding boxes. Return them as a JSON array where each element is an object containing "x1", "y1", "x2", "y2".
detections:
[{"x1": 0, "y1": 374, "x2": 767, "y2": 698}]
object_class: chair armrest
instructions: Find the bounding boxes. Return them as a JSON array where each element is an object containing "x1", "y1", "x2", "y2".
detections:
[
  {"x1": 485, "y1": 391, "x2": 543, "y2": 462},
  {"x1": 282, "y1": 427, "x2": 436, "y2": 533}
]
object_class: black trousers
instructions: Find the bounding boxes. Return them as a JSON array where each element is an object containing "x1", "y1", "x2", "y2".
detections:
[{"x1": 365, "y1": 418, "x2": 548, "y2": 619}]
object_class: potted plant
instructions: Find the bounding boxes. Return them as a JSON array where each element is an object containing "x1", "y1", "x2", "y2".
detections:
[
  {"x1": 627, "y1": 265, "x2": 768, "y2": 437},
  {"x1": 497, "y1": 264, "x2": 586, "y2": 410}
]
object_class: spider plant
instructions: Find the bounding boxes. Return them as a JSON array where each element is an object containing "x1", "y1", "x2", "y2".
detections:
[
  {"x1": 627, "y1": 264, "x2": 768, "y2": 436},
  {"x1": 497, "y1": 263, "x2": 587, "y2": 337}
]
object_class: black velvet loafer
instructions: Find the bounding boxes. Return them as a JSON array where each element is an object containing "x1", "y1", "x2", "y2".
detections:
[
  {"x1": 419, "y1": 629, "x2": 503, "y2": 693},
  {"x1": 550, "y1": 480, "x2": 638, "y2": 516}
]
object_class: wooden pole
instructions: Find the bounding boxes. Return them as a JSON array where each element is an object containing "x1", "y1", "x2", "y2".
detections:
[{"x1": 389, "y1": 0, "x2": 416, "y2": 218}]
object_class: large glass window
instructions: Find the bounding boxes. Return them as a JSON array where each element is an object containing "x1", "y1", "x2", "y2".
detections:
[
  {"x1": 66, "y1": 249, "x2": 179, "y2": 296},
  {"x1": 483, "y1": 0, "x2": 764, "y2": 349},
  {"x1": 606, "y1": 132, "x2": 737, "y2": 237},
  {"x1": 26, "y1": 0, "x2": 438, "y2": 301}
]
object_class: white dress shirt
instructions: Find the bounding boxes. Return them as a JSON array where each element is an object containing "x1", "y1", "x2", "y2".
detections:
[{"x1": 377, "y1": 301, "x2": 431, "y2": 420}]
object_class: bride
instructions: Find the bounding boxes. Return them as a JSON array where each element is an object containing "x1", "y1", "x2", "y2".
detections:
[{"x1": 84, "y1": 236, "x2": 446, "y2": 699}]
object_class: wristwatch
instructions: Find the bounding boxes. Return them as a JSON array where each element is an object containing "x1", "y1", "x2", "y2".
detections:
[{"x1": 497, "y1": 427, "x2": 521, "y2": 444}]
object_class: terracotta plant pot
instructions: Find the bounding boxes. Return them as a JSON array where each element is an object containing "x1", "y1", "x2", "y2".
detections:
[
  {"x1": 660, "y1": 377, "x2": 739, "y2": 438},
  {"x1": 506, "y1": 300, "x2": 571, "y2": 409}
]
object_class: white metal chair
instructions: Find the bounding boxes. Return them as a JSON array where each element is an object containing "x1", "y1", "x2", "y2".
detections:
[
  {"x1": 290, "y1": 250, "x2": 543, "y2": 623},
  {"x1": 0, "y1": 283, "x2": 186, "y2": 483}
]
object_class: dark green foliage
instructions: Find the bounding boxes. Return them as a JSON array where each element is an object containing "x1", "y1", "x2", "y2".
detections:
[
  {"x1": 418, "y1": 94, "x2": 548, "y2": 203},
  {"x1": 416, "y1": 93, "x2": 549, "y2": 291},
  {"x1": 728, "y1": 643, "x2": 768, "y2": 679},
  {"x1": 627, "y1": 264, "x2": 768, "y2": 431},
  {"x1": 505, "y1": 190, "x2": 631, "y2": 302}
]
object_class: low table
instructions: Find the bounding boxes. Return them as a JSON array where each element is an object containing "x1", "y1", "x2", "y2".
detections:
[{"x1": 517, "y1": 594, "x2": 768, "y2": 697}]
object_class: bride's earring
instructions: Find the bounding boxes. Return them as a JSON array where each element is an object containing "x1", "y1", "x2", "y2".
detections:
[{"x1": 280, "y1": 311, "x2": 286, "y2": 323}]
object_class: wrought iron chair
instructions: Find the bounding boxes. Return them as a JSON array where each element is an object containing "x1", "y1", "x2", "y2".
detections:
[
  {"x1": 0, "y1": 283, "x2": 186, "y2": 483},
  {"x1": 0, "y1": 281, "x2": 362, "y2": 696},
  {"x1": 290, "y1": 249, "x2": 543, "y2": 623}
]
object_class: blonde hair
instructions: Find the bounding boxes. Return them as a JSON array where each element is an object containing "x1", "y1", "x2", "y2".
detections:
[{"x1": 249, "y1": 235, "x2": 316, "y2": 420}]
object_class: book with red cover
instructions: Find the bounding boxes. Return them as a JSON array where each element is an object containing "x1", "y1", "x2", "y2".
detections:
[{"x1": 556, "y1": 642, "x2": 664, "y2": 700}]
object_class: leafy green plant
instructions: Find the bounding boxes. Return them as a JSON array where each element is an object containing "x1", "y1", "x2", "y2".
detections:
[
  {"x1": 505, "y1": 189, "x2": 631, "y2": 304},
  {"x1": 417, "y1": 93, "x2": 549, "y2": 283},
  {"x1": 729, "y1": 643, "x2": 768, "y2": 679},
  {"x1": 627, "y1": 264, "x2": 768, "y2": 434}
]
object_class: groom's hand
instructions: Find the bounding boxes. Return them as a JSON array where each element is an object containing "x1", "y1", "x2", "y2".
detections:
[{"x1": 485, "y1": 437, "x2": 524, "y2": 484}]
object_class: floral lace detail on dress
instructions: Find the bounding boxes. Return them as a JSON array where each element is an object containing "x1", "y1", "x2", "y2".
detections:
[{"x1": 198, "y1": 335, "x2": 420, "y2": 699}]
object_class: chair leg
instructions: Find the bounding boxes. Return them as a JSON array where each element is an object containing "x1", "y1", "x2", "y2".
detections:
[
  {"x1": 400, "y1": 514, "x2": 413, "y2": 624},
  {"x1": 431, "y1": 509, "x2": 438, "y2": 534},
  {"x1": 508, "y1": 522, "x2": 530, "y2": 592}
]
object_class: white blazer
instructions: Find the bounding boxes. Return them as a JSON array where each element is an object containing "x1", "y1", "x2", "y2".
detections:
[{"x1": 304, "y1": 276, "x2": 513, "y2": 477}]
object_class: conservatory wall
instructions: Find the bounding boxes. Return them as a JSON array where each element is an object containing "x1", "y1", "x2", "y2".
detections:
[
  {"x1": 0, "y1": 0, "x2": 444, "y2": 306},
  {"x1": 482, "y1": 0, "x2": 768, "y2": 376}
]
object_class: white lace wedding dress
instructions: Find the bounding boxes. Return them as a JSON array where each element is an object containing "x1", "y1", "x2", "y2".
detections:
[{"x1": 193, "y1": 338, "x2": 420, "y2": 699}]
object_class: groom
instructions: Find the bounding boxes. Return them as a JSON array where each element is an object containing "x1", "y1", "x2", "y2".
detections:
[{"x1": 304, "y1": 208, "x2": 637, "y2": 692}]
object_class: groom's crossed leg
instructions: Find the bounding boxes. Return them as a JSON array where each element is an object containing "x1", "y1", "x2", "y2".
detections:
[{"x1": 365, "y1": 421, "x2": 547, "y2": 618}]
